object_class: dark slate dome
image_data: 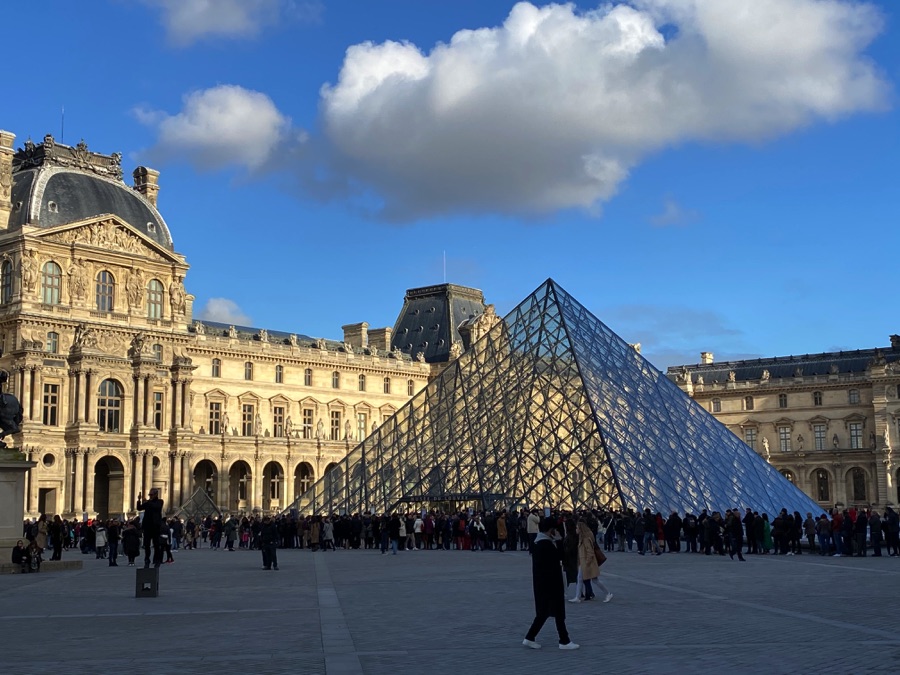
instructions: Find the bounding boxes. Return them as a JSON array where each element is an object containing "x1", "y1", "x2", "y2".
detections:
[{"x1": 9, "y1": 135, "x2": 173, "y2": 250}]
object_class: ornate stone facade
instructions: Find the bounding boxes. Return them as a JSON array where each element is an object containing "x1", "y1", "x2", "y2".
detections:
[
  {"x1": 0, "y1": 131, "x2": 435, "y2": 518},
  {"x1": 668, "y1": 344, "x2": 900, "y2": 510}
]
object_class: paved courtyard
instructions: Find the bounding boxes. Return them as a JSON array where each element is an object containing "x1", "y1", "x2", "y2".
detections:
[{"x1": 0, "y1": 546, "x2": 898, "y2": 674}]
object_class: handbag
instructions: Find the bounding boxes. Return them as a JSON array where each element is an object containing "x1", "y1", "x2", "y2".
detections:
[{"x1": 593, "y1": 543, "x2": 607, "y2": 566}]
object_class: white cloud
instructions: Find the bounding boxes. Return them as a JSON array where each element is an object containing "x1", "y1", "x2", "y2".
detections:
[
  {"x1": 197, "y1": 298, "x2": 252, "y2": 325},
  {"x1": 135, "y1": 85, "x2": 295, "y2": 171},
  {"x1": 145, "y1": 0, "x2": 322, "y2": 47},
  {"x1": 649, "y1": 197, "x2": 699, "y2": 227},
  {"x1": 311, "y1": 0, "x2": 888, "y2": 221}
]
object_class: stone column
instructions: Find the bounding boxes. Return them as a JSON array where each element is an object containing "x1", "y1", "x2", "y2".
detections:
[
  {"x1": 84, "y1": 450, "x2": 96, "y2": 515},
  {"x1": 170, "y1": 451, "x2": 181, "y2": 508},
  {"x1": 253, "y1": 459, "x2": 263, "y2": 512},
  {"x1": 181, "y1": 452, "x2": 192, "y2": 503},
  {"x1": 84, "y1": 371, "x2": 94, "y2": 425},
  {"x1": 283, "y1": 462, "x2": 294, "y2": 511},
  {"x1": 172, "y1": 378, "x2": 182, "y2": 429},
  {"x1": 122, "y1": 459, "x2": 133, "y2": 516},
  {"x1": 142, "y1": 451, "x2": 153, "y2": 495},
  {"x1": 144, "y1": 377, "x2": 151, "y2": 427},
  {"x1": 72, "y1": 450, "x2": 84, "y2": 515},
  {"x1": 134, "y1": 374, "x2": 144, "y2": 428},
  {"x1": 217, "y1": 457, "x2": 228, "y2": 511},
  {"x1": 32, "y1": 368, "x2": 43, "y2": 422}
]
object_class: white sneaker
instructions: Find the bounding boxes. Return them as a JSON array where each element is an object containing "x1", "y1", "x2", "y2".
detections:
[
  {"x1": 603, "y1": 593, "x2": 613, "y2": 603},
  {"x1": 559, "y1": 642, "x2": 580, "y2": 650},
  {"x1": 522, "y1": 639, "x2": 541, "y2": 649},
  {"x1": 832, "y1": 553, "x2": 841, "y2": 557},
  {"x1": 568, "y1": 597, "x2": 582, "y2": 603}
]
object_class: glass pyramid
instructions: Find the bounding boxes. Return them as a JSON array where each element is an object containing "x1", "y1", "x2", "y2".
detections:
[
  {"x1": 285, "y1": 279, "x2": 822, "y2": 517},
  {"x1": 176, "y1": 488, "x2": 222, "y2": 522}
]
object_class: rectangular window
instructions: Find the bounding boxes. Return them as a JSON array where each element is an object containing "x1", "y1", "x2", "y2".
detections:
[
  {"x1": 153, "y1": 392, "x2": 164, "y2": 431},
  {"x1": 849, "y1": 389, "x2": 860, "y2": 404},
  {"x1": 42, "y1": 383, "x2": 59, "y2": 426},
  {"x1": 357, "y1": 412, "x2": 367, "y2": 441},
  {"x1": 778, "y1": 393, "x2": 787, "y2": 408},
  {"x1": 46, "y1": 332, "x2": 59, "y2": 354},
  {"x1": 302, "y1": 408, "x2": 314, "y2": 439},
  {"x1": 814, "y1": 424, "x2": 827, "y2": 451},
  {"x1": 743, "y1": 427, "x2": 757, "y2": 451},
  {"x1": 778, "y1": 426, "x2": 791, "y2": 452},
  {"x1": 208, "y1": 402, "x2": 222, "y2": 435},
  {"x1": 304, "y1": 369, "x2": 312, "y2": 386},
  {"x1": 242, "y1": 404, "x2": 255, "y2": 436},
  {"x1": 849, "y1": 422, "x2": 863, "y2": 449},
  {"x1": 273, "y1": 406, "x2": 285, "y2": 438},
  {"x1": 330, "y1": 410, "x2": 341, "y2": 441}
]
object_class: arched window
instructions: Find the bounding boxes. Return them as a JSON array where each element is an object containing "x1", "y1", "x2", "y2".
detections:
[
  {"x1": 407, "y1": 379, "x2": 415, "y2": 396},
  {"x1": 778, "y1": 393, "x2": 788, "y2": 408},
  {"x1": 780, "y1": 470, "x2": 795, "y2": 484},
  {"x1": 244, "y1": 362, "x2": 253, "y2": 381},
  {"x1": 95, "y1": 270, "x2": 115, "y2": 312},
  {"x1": 815, "y1": 470, "x2": 830, "y2": 501},
  {"x1": 275, "y1": 365, "x2": 284, "y2": 384},
  {"x1": 813, "y1": 391, "x2": 823, "y2": 406},
  {"x1": 331, "y1": 371, "x2": 340, "y2": 389},
  {"x1": 0, "y1": 260, "x2": 12, "y2": 304},
  {"x1": 147, "y1": 279, "x2": 164, "y2": 319},
  {"x1": 46, "y1": 331, "x2": 59, "y2": 354},
  {"x1": 383, "y1": 377, "x2": 391, "y2": 394},
  {"x1": 711, "y1": 399, "x2": 721, "y2": 413},
  {"x1": 41, "y1": 261, "x2": 62, "y2": 305},
  {"x1": 304, "y1": 368, "x2": 312, "y2": 386},
  {"x1": 97, "y1": 379, "x2": 123, "y2": 433},
  {"x1": 851, "y1": 468, "x2": 867, "y2": 502},
  {"x1": 152, "y1": 344, "x2": 163, "y2": 361},
  {"x1": 743, "y1": 396, "x2": 754, "y2": 411},
  {"x1": 358, "y1": 374, "x2": 366, "y2": 392},
  {"x1": 211, "y1": 358, "x2": 221, "y2": 378}
]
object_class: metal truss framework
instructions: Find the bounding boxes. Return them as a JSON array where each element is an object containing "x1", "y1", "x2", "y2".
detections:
[{"x1": 284, "y1": 280, "x2": 822, "y2": 516}]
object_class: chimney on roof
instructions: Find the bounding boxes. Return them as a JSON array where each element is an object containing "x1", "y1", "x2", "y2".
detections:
[
  {"x1": 133, "y1": 166, "x2": 160, "y2": 207},
  {"x1": 700, "y1": 352, "x2": 714, "y2": 365},
  {"x1": 891, "y1": 335, "x2": 900, "y2": 351},
  {"x1": 342, "y1": 322, "x2": 369, "y2": 348},
  {"x1": 368, "y1": 327, "x2": 392, "y2": 352},
  {"x1": 0, "y1": 130, "x2": 14, "y2": 231}
]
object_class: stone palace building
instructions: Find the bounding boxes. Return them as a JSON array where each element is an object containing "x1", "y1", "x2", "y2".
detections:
[
  {"x1": 668, "y1": 346, "x2": 900, "y2": 510},
  {"x1": 0, "y1": 130, "x2": 487, "y2": 519}
]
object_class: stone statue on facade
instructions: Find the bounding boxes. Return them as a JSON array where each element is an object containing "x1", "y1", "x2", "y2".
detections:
[
  {"x1": 449, "y1": 341, "x2": 463, "y2": 360},
  {"x1": 126, "y1": 268, "x2": 144, "y2": 308},
  {"x1": 762, "y1": 437, "x2": 771, "y2": 461},
  {"x1": 415, "y1": 351, "x2": 426, "y2": 363},
  {"x1": 258, "y1": 329, "x2": 269, "y2": 343},
  {"x1": 72, "y1": 323, "x2": 98, "y2": 349},
  {"x1": 727, "y1": 371, "x2": 736, "y2": 383},
  {"x1": 285, "y1": 416, "x2": 293, "y2": 437},
  {"x1": 344, "y1": 419, "x2": 352, "y2": 440},
  {"x1": 760, "y1": 369, "x2": 770, "y2": 382},
  {"x1": 194, "y1": 320, "x2": 206, "y2": 335},
  {"x1": 222, "y1": 412, "x2": 230, "y2": 434},
  {"x1": 794, "y1": 367, "x2": 803, "y2": 378},
  {"x1": 289, "y1": 334, "x2": 298, "y2": 347},
  {"x1": 68, "y1": 258, "x2": 88, "y2": 300},
  {"x1": 228, "y1": 325, "x2": 237, "y2": 339},
  {"x1": 169, "y1": 276, "x2": 186, "y2": 315},
  {"x1": 830, "y1": 364, "x2": 839, "y2": 374},
  {"x1": 129, "y1": 331, "x2": 146, "y2": 357},
  {"x1": 316, "y1": 419, "x2": 325, "y2": 440},
  {"x1": 316, "y1": 338, "x2": 327, "y2": 350},
  {"x1": 19, "y1": 250, "x2": 37, "y2": 293},
  {"x1": 796, "y1": 434, "x2": 804, "y2": 451},
  {"x1": 255, "y1": 413, "x2": 262, "y2": 436},
  {"x1": 343, "y1": 342, "x2": 354, "y2": 354}
]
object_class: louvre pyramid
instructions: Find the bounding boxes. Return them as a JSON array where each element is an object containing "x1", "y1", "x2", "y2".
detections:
[
  {"x1": 286, "y1": 279, "x2": 821, "y2": 516},
  {"x1": 176, "y1": 488, "x2": 222, "y2": 522}
]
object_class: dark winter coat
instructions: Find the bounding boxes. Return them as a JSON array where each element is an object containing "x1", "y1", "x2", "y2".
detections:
[{"x1": 531, "y1": 534, "x2": 566, "y2": 619}]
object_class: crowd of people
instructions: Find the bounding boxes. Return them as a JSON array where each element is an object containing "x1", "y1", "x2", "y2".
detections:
[{"x1": 15, "y1": 503, "x2": 900, "y2": 574}]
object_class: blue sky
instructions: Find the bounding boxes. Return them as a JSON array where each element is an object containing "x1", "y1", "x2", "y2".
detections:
[{"x1": 4, "y1": 1, "x2": 898, "y2": 369}]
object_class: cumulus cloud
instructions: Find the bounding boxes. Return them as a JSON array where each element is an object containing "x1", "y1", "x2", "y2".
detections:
[
  {"x1": 310, "y1": 0, "x2": 887, "y2": 221},
  {"x1": 649, "y1": 197, "x2": 699, "y2": 227},
  {"x1": 135, "y1": 85, "x2": 297, "y2": 171},
  {"x1": 197, "y1": 298, "x2": 252, "y2": 325},
  {"x1": 145, "y1": 0, "x2": 322, "y2": 47}
]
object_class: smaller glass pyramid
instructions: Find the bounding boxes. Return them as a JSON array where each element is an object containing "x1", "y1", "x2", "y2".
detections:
[
  {"x1": 284, "y1": 279, "x2": 823, "y2": 517},
  {"x1": 176, "y1": 488, "x2": 222, "y2": 521}
]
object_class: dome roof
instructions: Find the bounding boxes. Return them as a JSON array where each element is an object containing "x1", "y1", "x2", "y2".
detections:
[{"x1": 9, "y1": 135, "x2": 173, "y2": 250}]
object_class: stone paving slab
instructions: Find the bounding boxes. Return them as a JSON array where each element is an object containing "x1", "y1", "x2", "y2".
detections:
[{"x1": 0, "y1": 546, "x2": 898, "y2": 674}]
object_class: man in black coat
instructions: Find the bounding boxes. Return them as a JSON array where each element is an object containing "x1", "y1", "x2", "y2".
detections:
[
  {"x1": 260, "y1": 516, "x2": 279, "y2": 570},
  {"x1": 136, "y1": 488, "x2": 164, "y2": 568},
  {"x1": 522, "y1": 518, "x2": 579, "y2": 651}
]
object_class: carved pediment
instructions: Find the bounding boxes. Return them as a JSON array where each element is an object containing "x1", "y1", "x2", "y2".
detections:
[{"x1": 36, "y1": 216, "x2": 181, "y2": 264}]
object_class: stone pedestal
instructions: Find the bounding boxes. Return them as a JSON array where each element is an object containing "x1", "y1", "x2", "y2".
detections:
[{"x1": 0, "y1": 454, "x2": 37, "y2": 549}]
